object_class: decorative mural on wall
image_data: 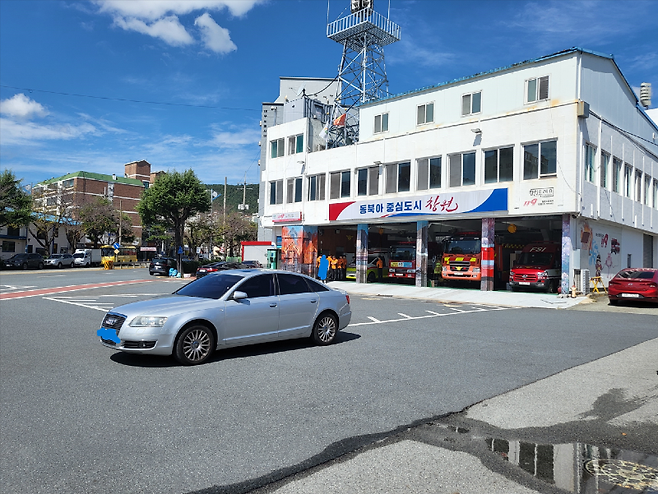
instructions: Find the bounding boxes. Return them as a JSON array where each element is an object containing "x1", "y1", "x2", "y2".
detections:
[
  {"x1": 281, "y1": 226, "x2": 317, "y2": 275},
  {"x1": 579, "y1": 220, "x2": 621, "y2": 282}
]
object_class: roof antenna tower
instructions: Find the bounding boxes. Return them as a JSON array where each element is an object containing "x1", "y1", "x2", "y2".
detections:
[{"x1": 325, "y1": 0, "x2": 400, "y2": 147}]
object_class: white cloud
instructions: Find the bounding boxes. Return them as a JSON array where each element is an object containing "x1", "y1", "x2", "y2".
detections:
[
  {"x1": 94, "y1": 0, "x2": 264, "y2": 51},
  {"x1": 0, "y1": 118, "x2": 98, "y2": 146},
  {"x1": 95, "y1": 0, "x2": 263, "y2": 21},
  {"x1": 113, "y1": 15, "x2": 194, "y2": 47},
  {"x1": 195, "y1": 13, "x2": 236, "y2": 54},
  {"x1": 208, "y1": 127, "x2": 260, "y2": 148},
  {"x1": 0, "y1": 93, "x2": 49, "y2": 119}
]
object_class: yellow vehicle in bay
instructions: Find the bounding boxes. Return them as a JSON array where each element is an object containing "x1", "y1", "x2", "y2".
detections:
[{"x1": 346, "y1": 249, "x2": 389, "y2": 282}]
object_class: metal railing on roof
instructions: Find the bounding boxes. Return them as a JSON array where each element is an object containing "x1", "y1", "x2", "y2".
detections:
[{"x1": 327, "y1": 9, "x2": 400, "y2": 47}]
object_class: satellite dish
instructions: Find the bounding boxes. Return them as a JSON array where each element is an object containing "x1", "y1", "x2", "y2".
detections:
[{"x1": 296, "y1": 83, "x2": 306, "y2": 97}]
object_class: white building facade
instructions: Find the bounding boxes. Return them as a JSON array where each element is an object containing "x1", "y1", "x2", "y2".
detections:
[{"x1": 260, "y1": 48, "x2": 658, "y2": 292}]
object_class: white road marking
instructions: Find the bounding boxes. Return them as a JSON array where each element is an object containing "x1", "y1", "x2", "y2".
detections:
[
  {"x1": 351, "y1": 306, "x2": 512, "y2": 327},
  {"x1": 398, "y1": 313, "x2": 413, "y2": 318},
  {"x1": 43, "y1": 297, "x2": 109, "y2": 312}
]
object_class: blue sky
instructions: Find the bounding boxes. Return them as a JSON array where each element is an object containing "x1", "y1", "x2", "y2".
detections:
[{"x1": 1, "y1": 0, "x2": 657, "y2": 188}]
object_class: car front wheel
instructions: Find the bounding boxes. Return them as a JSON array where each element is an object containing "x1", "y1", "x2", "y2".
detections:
[
  {"x1": 174, "y1": 325, "x2": 215, "y2": 365},
  {"x1": 21, "y1": 263, "x2": 28, "y2": 270},
  {"x1": 312, "y1": 313, "x2": 338, "y2": 346},
  {"x1": 38, "y1": 262, "x2": 43, "y2": 269}
]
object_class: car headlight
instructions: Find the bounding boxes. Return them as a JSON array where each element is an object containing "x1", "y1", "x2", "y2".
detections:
[{"x1": 129, "y1": 316, "x2": 168, "y2": 327}]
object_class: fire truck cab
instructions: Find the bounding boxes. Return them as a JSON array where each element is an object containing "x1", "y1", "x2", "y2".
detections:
[{"x1": 509, "y1": 242, "x2": 561, "y2": 293}]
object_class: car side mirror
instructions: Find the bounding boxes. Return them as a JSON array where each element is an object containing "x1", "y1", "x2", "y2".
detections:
[{"x1": 232, "y1": 290, "x2": 248, "y2": 300}]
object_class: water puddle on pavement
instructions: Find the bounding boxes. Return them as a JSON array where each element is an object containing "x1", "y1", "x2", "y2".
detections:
[{"x1": 434, "y1": 425, "x2": 658, "y2": 493}]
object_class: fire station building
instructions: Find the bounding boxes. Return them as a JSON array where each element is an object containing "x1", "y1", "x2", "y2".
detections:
[{"x1": 259, "y1": 48, "x2": 658, "y2": 293}]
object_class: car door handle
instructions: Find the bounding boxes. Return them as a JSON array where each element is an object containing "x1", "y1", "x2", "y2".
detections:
[
  {"x1": 310, "y1": 299, "x2": 317, "y2": 303},
  {"x1": 270, "y1": 303, "x2": 277, "y2": 308}
]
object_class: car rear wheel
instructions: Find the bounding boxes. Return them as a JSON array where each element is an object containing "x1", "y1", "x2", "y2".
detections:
[
  {"x1": 21, "y1": 263, "x2": 28, "y2": 270},
  {"x1": 312, "y1": 313, "x2": 338, "y2": 346},
  {"x1": 38, "y1": 262, "x2": 43, "y2": 270},
  {"x1": 58, "y1": 262, "x2": 63, "y2": 269},
  {"x1": 174, "y1": 325, "x2": 215, "y2": 365},
  {"x1": 367, "y1": 271, "x2": 376, "y2": 283}
]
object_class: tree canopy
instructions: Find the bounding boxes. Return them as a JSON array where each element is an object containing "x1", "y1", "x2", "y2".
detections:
[
  {"x1": 137, "y1": 169, "x2": 210, "y2": 255},
  {"x1": 0, "y1": 170, "x2": 32, "y2": 228}
]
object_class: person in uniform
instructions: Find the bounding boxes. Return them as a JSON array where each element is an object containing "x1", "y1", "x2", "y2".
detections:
[
  {"x1": 375, "y1": 256, "x2": 384, "y2": 281},
  {"x1": 330, "y1": 255, "x2": 338, "y2": 281}
]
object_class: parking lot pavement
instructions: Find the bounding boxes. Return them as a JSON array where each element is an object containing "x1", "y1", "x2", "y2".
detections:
[{"x1": 329, "y1": 281, "x2": 585, "y2": 309}]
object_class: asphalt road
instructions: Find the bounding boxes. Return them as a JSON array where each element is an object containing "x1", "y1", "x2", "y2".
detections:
[{"x1": 1, "y1": 268, "x2": 657, "y2": 494}]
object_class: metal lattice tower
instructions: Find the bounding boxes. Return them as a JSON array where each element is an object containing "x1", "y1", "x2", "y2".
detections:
[{"x1": 325, "y1": 3, "x2": 400, "y2": 147}]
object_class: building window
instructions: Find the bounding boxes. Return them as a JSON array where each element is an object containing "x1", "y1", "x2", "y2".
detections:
[
  {"x1": 142, "y1": 181, "x2": 150, "y2": 189},
  {"x1": 270, "y1": 138, "x2": 284, "y2": 159},
  {"x1": 654, "y1": 179, "x2": 658, "y2": 209},
  {"x1": 523, "y1": 140, "x2": 557, "y2": 179},
  {"x1": 62, "y1": 179, "x2": 74, "y2": 188},
  {"x1": 584, "y1": 143, "x2": 596, "y2": 183},
  {"x1": 417, "y1": 157, "x2": 441, "y2": 191},
  {"x1": 449, "y1": 152, "x2": 476, "y2": 187},
  {"x1": 330, "y1": 171, "x2": 351, "y2": 199},
  {"x1": 527, "y1": 76, "x2": 549, "y2": 103},
  {"x1": 624, "y1": 165, "x2": 632, "y2": 198},
  {"x1": 288, "y1": 134, "x2": 303, "y2": 154},
  {"x1": 612, "y1": 158, "x2": 622, "y2": 193},
  {"x1": 644, "y1": 175, "x2": 651, "y2": 206},
  {"x1": 308, "y1": 174, "x2": 326, "y2": 201},
  {"x1": 7, "y1": 226, "x2": 20, "y2": 236},
  {"x1": 357, "y1": 166, "x2": 379, "y2": 196},
  {"x1": 635, "y1": 171, "x2": 642, "y2": 202},
  {"x1": 484, "y1": 147, "x2": 513, "y2": 184},
  {"x1": 286, "y1": 177, "x2": 302, "y2": 203},
  {"x1": 600, "y1": 152, "x2": 610, "y2": 189},
  {"x1": 417, "y1": 103, "x2": 434, "y2": 125},
  {"x1": 374, "y1": 113, "x2": 389, "y2": 133},
  {"x1": 385, "y1": 162, "x2": 411, "y2": 193},
  {"x1": 269, "y1": 180, "x2": 283, "y2": 205},
  {"x1": 2, "y1": 241, "x2": 16, "y2": 253},
  {"x1": 461, "y1": 92, "x2": 481, "y2": 116}
]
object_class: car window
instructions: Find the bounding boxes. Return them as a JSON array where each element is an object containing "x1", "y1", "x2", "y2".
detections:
[
  {"x1": 277, "y1": 273, "x2": 313, "y2": 295},
  {"x1": 236, "y1": 274, "x2": 275, "y2": 298},
  {"x1": 617, "y1": 270, "x2": 656, "y2": 280},
  {"x1": 175, "y1": 273, "x2": 243, "y2": 299},
  {"x1": 305, "y1": 277, "x2": 330, "y2": 292}
]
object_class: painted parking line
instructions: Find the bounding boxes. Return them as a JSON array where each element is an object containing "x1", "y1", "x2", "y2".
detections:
[
  {"x1": 351, "y1": 305, "x2": 511, "y2": 327},
  {"x1": 0, "y1": 280, "x2": 152, "y2": 300}
]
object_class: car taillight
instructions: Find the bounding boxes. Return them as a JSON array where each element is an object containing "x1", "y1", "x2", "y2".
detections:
[{"x1": 346, "y1": 294, "x2": 350, "y2": 305}]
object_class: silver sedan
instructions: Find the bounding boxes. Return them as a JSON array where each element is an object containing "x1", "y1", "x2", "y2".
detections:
[{"x1": 97, "y1": 269, "x2": 352, "y2": 365}]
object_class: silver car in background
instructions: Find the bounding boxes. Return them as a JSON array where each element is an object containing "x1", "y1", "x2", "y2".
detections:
[{"x1": 97, "y1": 269, "x2": 352, "y2": 365}]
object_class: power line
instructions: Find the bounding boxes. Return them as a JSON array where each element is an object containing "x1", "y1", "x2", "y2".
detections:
[{"x1": 0, "y1": 84, "x2": 259, "y2": 112}]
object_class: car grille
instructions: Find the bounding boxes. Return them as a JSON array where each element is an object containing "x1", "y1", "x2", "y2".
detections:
[
  {"x1": 102, "y1": 313, "x2": 126, "y2": 336},
  {"x1": 100, "y1": 338, "x2": 117, "y2": 346},
  {"x1": 449, "y1": 261, "x2": 472, "y2": 271},
  {"x1": 123, "y1": 341, "x2": 156, "y2": 349},
  {"x1": 511, "y1": 273, "x2": 539, "y2": 282}
]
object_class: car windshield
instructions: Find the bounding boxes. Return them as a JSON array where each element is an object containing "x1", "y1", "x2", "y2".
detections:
[
  {"x1": 616, "y1": 270, "x2": 656, "y2": 280},
  {"x1": 517, "y1": 252, "x2": 553, "y2": 266},
  {"x1": 174, "y1": 273, "x2": 244, "y2": 299},
  {"x1": 390, "y1": 247, "x2": 415, "y2": 260},
  {"x1": 73, "y1": 253, "x2": 84, "y2": 258},
  {"x1": 446, "y1": 238, "x2": 481, "y2": 255},
  {"x1": 49, "y1": 254, "x2": 63, "y2": 259}
]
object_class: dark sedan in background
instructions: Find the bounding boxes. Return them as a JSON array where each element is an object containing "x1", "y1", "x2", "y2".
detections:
[
  {"x1": 97, "y1": 269, "x2": 352, "y2": 365},
  {"x1": 196, "y1": 261, "x2": 246, "y2": 278},
  {"x1": 3, "y1": 253, "x2": 44, "y2": 270},
  {"x1": 149, "y1": 257, "x2": 177, "y2": 276}
]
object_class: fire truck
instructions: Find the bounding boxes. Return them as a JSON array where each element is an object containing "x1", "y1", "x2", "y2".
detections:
[
  {"x1": 438, "y1": 232, "x2": 509, "y2": 287},
  {"x1": 508, "y1": 242, "x2": 561, "y2": 293},
  {"x1": 387, "y1": 243, "x2": 417, "y2": 280}
]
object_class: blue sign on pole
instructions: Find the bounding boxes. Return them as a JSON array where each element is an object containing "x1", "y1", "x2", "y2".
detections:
[
  {"x1": 113, "y1": 242, "x2": 121, "y2": 250},
  {"x1": 178, "y1": 246, "x2": 184, "y2": 255}
]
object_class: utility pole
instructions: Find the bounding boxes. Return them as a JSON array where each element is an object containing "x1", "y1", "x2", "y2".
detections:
[{"x1": 223, "y1": 177, "x2": 227, "y2": 259}]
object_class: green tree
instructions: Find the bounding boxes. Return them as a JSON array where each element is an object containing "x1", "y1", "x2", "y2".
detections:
[
  {"x1": 185, "y1": 214, "x2": 214, "y2": 260},
  {"x1": 0, "y1": 170, "x2": 32, "y2": 228},
  {"x1": 79, "y1": 197, "x2": 117, "y2": 247},
  {"x1": 137, "y1": 170, "x2": 210, "y2": 260}
]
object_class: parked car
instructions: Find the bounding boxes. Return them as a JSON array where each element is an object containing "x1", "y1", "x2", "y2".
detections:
[
  {"x1": 195, "y1": 261, "x2": 245, "y2": 278},
  {"x1": 241, "y1": 260, "x2": 263, "y2": 269},
  {"x1": 97, "y1": 269, "x2": 352, "y2": 365},
  {"x1": 608, "y1": 268, "x2": 658, "y2": 305},
  {"x1": 149, "y1": 257, "x2": 177, "y2": 276},
  {"x1": 44, "y1": 253, "x2": 75, "y2": 269},
  {"x1": 3, "y1": 253, "x2": 44, "y2": 270}
]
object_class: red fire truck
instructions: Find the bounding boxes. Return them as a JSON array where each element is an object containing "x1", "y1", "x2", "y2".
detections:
[
  {"x1": 440, "y1": 232, "x2": 486, "y2": 282},
  {"x1": 387, "y1": 243, "x2": 417, "y2": 280},
  {"x1": 508, "y1": 242, "x2": 561, "y2": 293}
]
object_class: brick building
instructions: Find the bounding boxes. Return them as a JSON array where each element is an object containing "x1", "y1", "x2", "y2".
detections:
[{"x1": 32, "y1": 160, "x2": 154, "y2": 246}]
